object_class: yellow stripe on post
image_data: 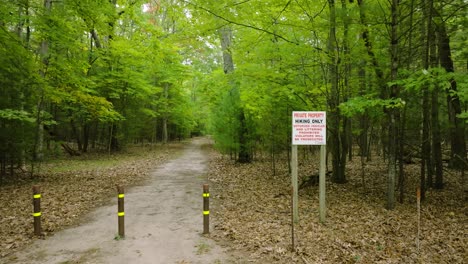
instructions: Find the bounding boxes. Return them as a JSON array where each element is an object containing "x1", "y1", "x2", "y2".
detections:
[
  {"x1": 32, "y1": 185, "x2": 42, "y2": 236},
  {"x1": 117, "y1": 186, "x2": 125, "y2": 238},
  {"x1": 203, "y1": 184, "x2": 210, "y2": 234}
]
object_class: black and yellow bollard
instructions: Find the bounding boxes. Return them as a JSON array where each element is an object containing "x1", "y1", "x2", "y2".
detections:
[
  {"x1": 32, "y1": 185, "x2": 42, "y2": 236},
  {"x1": 203, "y1": 184, "x2": 210, "y2": 234},
  {"x1": 117, "y1": 186, "x2": 125, "y2": 238}
]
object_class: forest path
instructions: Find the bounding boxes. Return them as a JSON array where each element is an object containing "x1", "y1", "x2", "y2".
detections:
[{"x1": 7, "y1": 137, "x2": 238, "y2": 264}]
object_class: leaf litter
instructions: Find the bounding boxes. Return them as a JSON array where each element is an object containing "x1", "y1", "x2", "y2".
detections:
[
  {"x1": 0, "y1": 143, "x2": 184, "y2": 259},
  {"x1": 0, "y1": 143, "x2": 466, "y2": 263},
  {"x1": 207, "y1": 150, "x2": 467, "y2": 263}
]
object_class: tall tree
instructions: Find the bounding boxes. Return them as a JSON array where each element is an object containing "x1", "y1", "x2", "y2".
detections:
[
  {"x1": 433, "y1": 7, "x2": 467, "y2": 172},
  {"x1": 387, "y1": 0, "x2": 400, "y2": 210},
  {"x1": 328, "y1": 0, "x2": 347, "y2": 184},
  {"x1": 219, "y1": 24, "x2": 251, "y2": 163},
  {"x1": 34, "y1": 0, "x2": 53, "y2": 162}
]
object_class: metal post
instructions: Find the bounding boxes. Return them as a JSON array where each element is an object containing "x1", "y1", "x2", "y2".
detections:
[
  {"x1": 32, "y1": 185, "x2": 42, "y2": 236},
  {"x1": 203, "y1": 184, "x2": 210, "y2": 234},
  {"x1": 117, "y1": 186, "x2": 125, "y2": 238}
]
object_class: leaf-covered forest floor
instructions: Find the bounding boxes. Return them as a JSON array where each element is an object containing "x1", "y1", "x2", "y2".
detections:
[
  {"x1": 1, "y1": 142, "x2": 466, "y2": 263},
  {"x1": 207, "y1": 149, "x2": 467, "y2": 263},
  {"x1": 0, "y1": 142, "x2": 185, "y2": 259}
]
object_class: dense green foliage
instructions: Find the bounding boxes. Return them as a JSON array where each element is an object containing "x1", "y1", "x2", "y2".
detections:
[
  {"x1": 183, "y1": 0, "x2": 466, "y2": 193},
  {"x1": 1, "y1": 0, "x2": 467, "y2": 204},
  {"x1": 0, "y1": 0, "x2": 196, "y2": 172}
]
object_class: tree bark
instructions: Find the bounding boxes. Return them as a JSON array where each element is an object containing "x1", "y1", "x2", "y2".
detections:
[
  {"x1": 34, "y1": 0, "x2": 52, "y2": 162},
  {"x1": 428, "y1": 10, "x2": 443, "y2": 189},
  {"x1": 357, "y1": 0, "x2": 387, "y2": 168},
  {"x1": 432, "y1": 88, "x2": 443, "y2": 188},
  {"x1": 162, "y1": 83, "x2": 169, "y2": 144},
  {"x1": 237, "y1": 111, "x2": 250, "y2": 163},
  {"x1": 433, "y1": 9, "x2": 467, "y2": 171},
  {"x1": 328, "y1": 0, "x2": 346, "y2": 183},
  {"x1": 82, "y1": 123, "x2": 90, "y2": 153},
  {"x1": 90, "y1": 29, "x2": 102, "y2": 49},
  {"x1": 70, "y1": 118, "x2": 82, "y2": 152},
  {"x1": 419, "y1": 0, "x2": 434, "y2": 200},
  {"x1": 219, "y1": 26, "x2": 235, "y2": 74},
  {"x1": 219, "y1": 25, "x2": 251, "y2": 163},
  {"x1": 341, "y1": 0, "x2": 352, "y2": 162},
  {"x1": 358, "y1": 59, "x2": 369, "y2": 159},
  {"x1": 386, "y1": 0, "x2": 400, "y2": 210},
  {"x1": 357, "y1": 0, "x2": 385, "y2": 89},
  {"x1": 398, "y1": 105, "x2": 406, "y2": 203}
]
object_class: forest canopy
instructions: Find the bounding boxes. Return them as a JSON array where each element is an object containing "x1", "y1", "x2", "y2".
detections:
[{"x1": 1, "y1": 0, "x2": 467, "y2": 206}]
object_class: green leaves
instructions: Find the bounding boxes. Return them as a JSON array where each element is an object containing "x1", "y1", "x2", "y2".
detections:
[
  {"x1": 399, "y1": 67, "x2": 455, "y2": 93},
  {"x1": 0, "y1": 109, "x2": 35, "y2": 123},
  {"x1": 66, "y1": 91, "x2": 124, "y2": 123},
  {"x1": 340, "y1": 96, "x2": 406, "y2": 118}
]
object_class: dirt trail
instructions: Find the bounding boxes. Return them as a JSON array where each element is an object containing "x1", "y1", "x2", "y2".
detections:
[{"x1": 6, "y1": 138, "x2": 239, "y2": 264}]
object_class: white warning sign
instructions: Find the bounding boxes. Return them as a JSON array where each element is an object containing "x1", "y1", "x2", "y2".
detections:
[{"x1": 292, "y1": 111, "x2": 326, "y2": 145}]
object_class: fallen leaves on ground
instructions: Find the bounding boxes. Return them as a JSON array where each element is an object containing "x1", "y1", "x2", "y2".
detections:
[
  {"x1": 1, "y1": 143, "x2": 466, "y2": 263},
  {"x1": 207, "y1": 151, "x2": 467, "y2": 263},
  {"x1": 0, "y1": 143, "x2": 184, "y2": 258}
]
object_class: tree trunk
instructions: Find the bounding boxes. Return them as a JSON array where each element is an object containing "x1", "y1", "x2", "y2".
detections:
[
  {"x1": 328, "y1": 0, "x2": 345, "y2": 183},
  {"x1": 238, "y1": 111, "x2": 250, "y2": 163},
  {"x1": 219, "y1": 26, "x2": 235, "y2": 74},
  {"x1": 219, "y1": 25, "x2": 251, "y2": 163},
  {"x1": 16, "y1": 1, "x2": 29, "y2": 170},
  {"x1": 386, "y1": 0, "x2": 399, "y2": 210},
  {"x1": 82, "y1": 123, "x2": 90, "y2": 153},
  {"x1": 357, "y1": 0, "x2": 387, "y2": 165},
  {"x1": 358, "y1": 60, "x2": 369, "y2": 158},
  {"x1": 70, "y1": 119, "x2": 82, "y2": 152},
  {"x1": 341, "y1": 0, "x2": 352, "y2": 162},
  {"x1": 34, "y1": 0, "x2": 52, "y2": 162},
  {"x1": 421, "y1": 91, "x2": 430, "y2": 196},
  {"x1": 429, "y1": 12, "x2": 443, "y2": 189},
  {"x1": 23, "y1": 0, "x2": 31, "y2": 48},
  {"x1": 398, "y1": 105, "x2": 406, "y2": 203},
  {"x1": 420, "y1": 0, "x2": 434, "y2": 199},
  {"x1": 433, "y1": 9, "x2": 467, "y2": 170},
  {"x1": 357, "y1": 0, "x2": 385, "y2": 89},
  {"x1": 109, "y1": 123, "x2": 120, "y2": 152},
  {"x1": 432, "y1": 89, "x2": 443, "y2": 188},
  {"x1": 162, "y1": 83, "x2": 169, "y2": 144}
]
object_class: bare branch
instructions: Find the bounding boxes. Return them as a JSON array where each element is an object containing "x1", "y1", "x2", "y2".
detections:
[{"x1": 182, "y1": 0, "x2": 300, "y2": 45}]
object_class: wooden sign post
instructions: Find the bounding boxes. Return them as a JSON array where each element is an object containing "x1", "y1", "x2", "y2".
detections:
[
  {"x1": 319, "y1": 144, "x2": 326, "y2": 223},
  {"x1": 291, "y1": 144, "x2": 298, "y2": 223},
  {"x1": 291, "y1": 111, "x2": 327, "y2": 223}
]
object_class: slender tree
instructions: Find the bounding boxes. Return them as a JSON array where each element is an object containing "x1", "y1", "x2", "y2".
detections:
[
  {"x1": 328, "y1": 0, "x2": 346, "y2": 183},
  {"x1": 433, "y1": 7, "x2": 467, "y2": 172}
]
